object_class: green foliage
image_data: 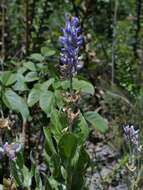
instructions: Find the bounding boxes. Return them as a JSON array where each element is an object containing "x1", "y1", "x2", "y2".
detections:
[
  {"x1": 2, "y1": 89, "x2": 29, "y2": 122},
  {"x1": 84, "y1": 111, "x2": 108, "y2": 133},
  {"x1": 44, "y1": 129, "x2": 90, "y2": 190}
]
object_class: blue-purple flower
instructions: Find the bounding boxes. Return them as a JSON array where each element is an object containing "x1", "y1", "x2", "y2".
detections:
[
  {"x1": 60, "y1": 16, "x2": 83, "y2": 78},
  {"x1": 123, "y1": 125, "x2": 142, "y2": 152},
  {"x1": 0, "y1": 142, "x2": 21, "y2": 160}
]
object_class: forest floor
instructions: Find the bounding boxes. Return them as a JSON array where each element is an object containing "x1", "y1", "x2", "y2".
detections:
[{"x1": 85, "y1": 130, "x2": 128, "y2": 190}]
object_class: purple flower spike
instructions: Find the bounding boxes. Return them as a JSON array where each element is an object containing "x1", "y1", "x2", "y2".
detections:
[
  {"x1": 0, "y1": 142, "x2": 21, "y2": 160},
  {"x1": 60, "y1": 15, "x2": 83, "y2": 78},
  {"x1": 123, "y1": 125, "x2": 142, "y2": 152}
]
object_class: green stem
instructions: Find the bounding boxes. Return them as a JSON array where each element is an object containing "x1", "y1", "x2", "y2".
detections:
[{"x1": 70, "y1": 75, "x2": 73, "y2": 93}]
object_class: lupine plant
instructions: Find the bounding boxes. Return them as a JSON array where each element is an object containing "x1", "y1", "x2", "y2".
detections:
[
  {"x1": 0, "y1": 15, "x2": 108, "y2": 189},
  {"x1": 123, "y1": 125, "x2": 143, "y2": 190}
]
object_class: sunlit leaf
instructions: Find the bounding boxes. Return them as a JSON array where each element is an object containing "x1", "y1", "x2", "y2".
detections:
[
  {"x1": 30, "y1": 53, "x2": 44, "y2": 62},
  {"x1": 3, "y1": 89, "x2": 29, "y2": 121},
  {"x1": 84, "y1": 111, "x2": 108, "y2": 133},
  {"x1": 27, "y1": 88, "x2": 40, "y2": 107}
]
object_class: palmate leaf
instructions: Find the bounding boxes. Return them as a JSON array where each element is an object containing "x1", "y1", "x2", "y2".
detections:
[
  {"x1": 84, "y1": 111, "x2": 108, "y2": 133},
  {"x1": 3, "y1": 89, "x2": 29, "y2": 122}
]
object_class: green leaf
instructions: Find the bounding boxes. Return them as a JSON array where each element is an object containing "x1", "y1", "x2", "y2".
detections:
[
  {"x1": 84, "y1": 111, "x2": 108, "y2": 133},
  {"x1": 13, "y1": 73, "x2": 28, "y2": 91},
  {"x1": 71, "y1": 147, "x2": 90, "y2": 189},
  {"x1": 24, "y1": 61, "x2": 36, "y2": 71},
  {"x1": 60, "y1": 80, "x2": 70, "y2": 90},
  {"x1": 16, "y1": 152, "x2": 24, "y2": 169},
  {"x1": 25, "y1": 72, "x2": 39, "y2": 82},
  {"x1": 0, "y1": 71, "x2": 16, "y2": 86},
  {"x1": 50, "y1": 109, "x2": 63, "y2": 141},
  {"x1": 41, "y1": 47, "x2": 56, "y2": 57},
  {"x1": 34, "y1": 167, "x2": 43, "y2": 189},
  {"x1": 30, "y1": 53, "x2": 44, "y2": 62},
  {"x1": 22, "y1": 165, "x2": 32, "y2": 187},
  {"x1": 76, "y1": 113, "x2": 89, "y2": 144},
  {"x1": 10, "y1": 161, "x2": 23, "y2": 187},
  {"x1": 58, "y1": 133, "x2": 78, "y2": 161},
  {"x1": 27, "y1": 88, "x2": 40, "y2": 107},
  {"x1": 54, "y1": 90, "x2": 64, "y2": 109},
  {"x1": 3, "y1": 89, "x2": 29, "y2": 121},
  {"x1": 40, "y1": 78, "x2": 55, "y2": 91},
  {"x1": 39, "y1": 91, "x2": 55, "y2": 116},
  {"x1": 73, "y1": 78, "x2": 95, "y2": 95},
  {"x1": 75, "y1": 147, "x2": 90, "y2": 172},
  {"x1": 46, "y1": 177, "x2": 62, "y2": 190},
  {"x1": 61, "y1": 79, "x2": 95, "y2": 95},
  {"x1": 44, "y1": 127, "x2": 56, "y2": 155},
  {"x1": 51, "y1": 154, "x2": 62, "y2": 180}
]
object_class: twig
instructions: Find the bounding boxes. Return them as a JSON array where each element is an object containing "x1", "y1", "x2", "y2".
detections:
[
  {"x1": 21, "y1": 120, "x2": 27, "y2": 146},
  {"x1": 111, "y1": 0, "x2": 118, "y2": 85},
  {"x1": 25, "y1": 0, "x2": 29, "y2": 55},
  {"x1": 133, "y1": 0, "x2": 142, "y2": 58},
  {"x1": 1, "y1": 0, "x2": 5, "y2": 70}
]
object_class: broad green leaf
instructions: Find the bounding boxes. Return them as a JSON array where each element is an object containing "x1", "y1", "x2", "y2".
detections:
[
  {"x1": 27, "y1": 88, "x2": 40, "y2": 107},
  {"x1": 77, "y1": 113, "x2": 89, "y2": 144},
  {"x1": 50, "y1": 109, "x2": 63, "y2": 141},
  {"x1": 58, "y1": 133, "x2": 78, "y2": 161},
  {"x1": 24, "y1": 61, "x2": 36, "y2": 71},
  {"x1": 3, "y1": 89, "x2": 29, "y2": 121},
  {"x1": 41, "y1": 47, "x2": 56, "y2": 57},
  {"x1": 40, "y1": 78, "x2": 55, "y2": 91},
  {"x1": 25, "y1": 72, "x2": 39, "y2": 82},
  {"x1": 18, "y1": 66, "x2": 28, "y2": 74},
  {"x1": 39, "y1": 91, "x2": 55, "y2": 116},
  {"x1": 13, "y1": 73, "x2": 28, "y2": 91},
  {"x1": 51, "y1": 109, "x2": 63, "y2": 131},
  {"x1": 54, "y1": 90, "x2": 64, "y2": 109},
  {"x1": 0, "y1": 71, "x2": 16, "y2": 86},
  {"x1": 30, "y1": 53, "x2": 44, "y2": 62},
  {"x1": 84, "y1": 111, "x2": 108, "y2": 133},
  {"x1": 60, "y1": 80, "x2": 70, "y2": 90},
  {"x1": 61, "y1": 79, "x2": 95, "y2": 95},
  {"x1": 73, "y1": 78, "x2": 95, "y2": 95}
]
